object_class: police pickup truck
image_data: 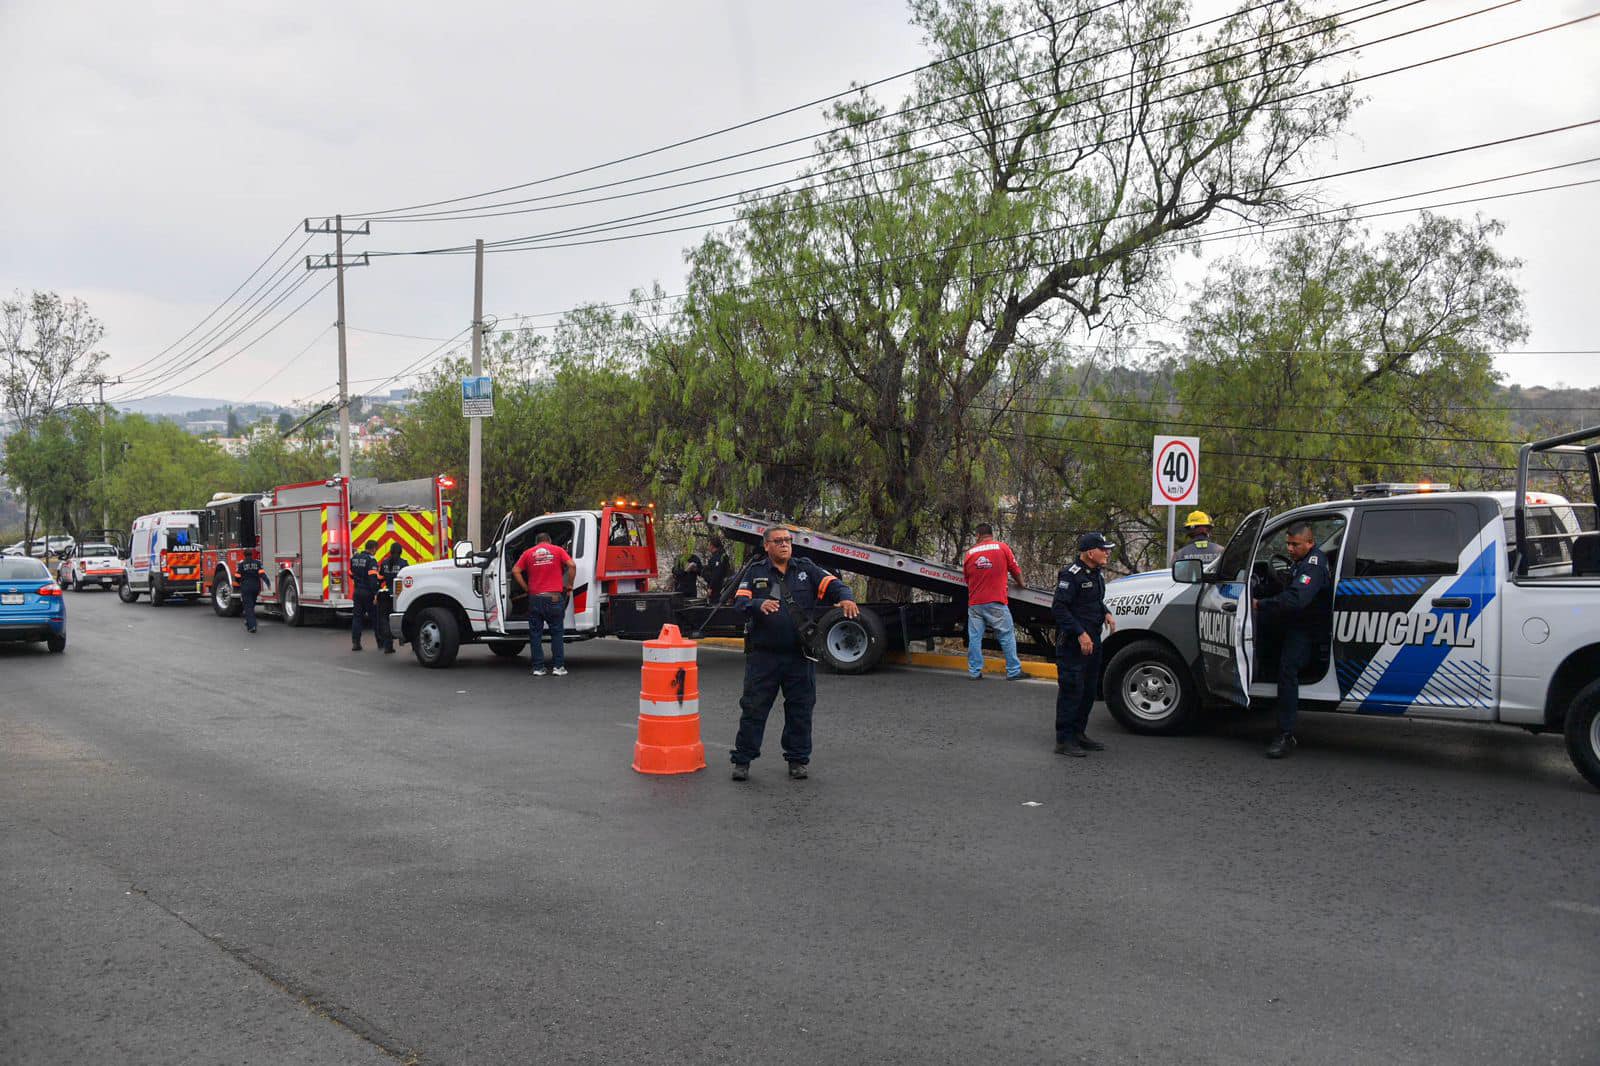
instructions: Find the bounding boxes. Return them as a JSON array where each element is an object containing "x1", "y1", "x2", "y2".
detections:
[{"x1": 1096, "y1": 424, "x2": 1600, "y2": 792}]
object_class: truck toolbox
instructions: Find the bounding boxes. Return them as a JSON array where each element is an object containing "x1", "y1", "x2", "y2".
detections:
[{"x1": 607, "y1": 592, "x2": 686, "y2": 639}]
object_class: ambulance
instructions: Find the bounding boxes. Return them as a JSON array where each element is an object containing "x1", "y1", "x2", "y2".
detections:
[
  {"x1": 119, "y1": 510, "x2": 204, "y2": 605},
  {"x1": 1096, "y1": 423, "x2": 1600, "y2": 791}
]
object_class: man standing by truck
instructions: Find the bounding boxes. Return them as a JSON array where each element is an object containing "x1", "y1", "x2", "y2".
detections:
[
  {"x1": 1172, "y1": 511, "x2": 1223, "y2": 567},
  {"x1": 1053, "y1": 532, "x2": 1117, "y2": 757},
  {"x1": 702, "y1": 535, "x2": 731, "y2": 602},
  {"x1": 730, "y1": 524, "x2": 859, "y2": 781},
  {"x1": 963, "y1": 522, "x2": 1026, "y2": 680},
  {"x1": 350, "y1": 540, "x2": 381, "y2": 651},
  {"x1": 238, "y1": 550, "x2": 269, "y2": 634},
  {"x1": 376, "y1": 544, "x2": 405, "y2": 654},
  {"x1": 1252, "y1": 521, "x2": 1332, "y2": 759},
  {"x1": 512, "y1": 532, "x2": 576, "y2": 677}
]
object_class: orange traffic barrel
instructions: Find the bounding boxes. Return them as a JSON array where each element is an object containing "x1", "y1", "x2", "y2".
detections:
[{"x1": 633, "y1": 624, "x2": 706, "y2": 775}]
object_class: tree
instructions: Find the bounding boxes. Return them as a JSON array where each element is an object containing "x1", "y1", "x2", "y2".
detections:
[{"x1": 655, "y1": 0, "x2": 1355, "y2": 552}]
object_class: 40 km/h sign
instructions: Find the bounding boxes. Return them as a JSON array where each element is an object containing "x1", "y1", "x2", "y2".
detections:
[{"x1": 1151, "y1": 435, "x2": 1200, "y2": 506}]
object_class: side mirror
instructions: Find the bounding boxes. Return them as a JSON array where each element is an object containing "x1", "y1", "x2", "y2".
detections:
[
  {"x1": 452, "y1": 540, "x2": 476, "y2": 568},
  {"x1": 1172, "y1": 558, "x2": 1205, "y2": 584}
]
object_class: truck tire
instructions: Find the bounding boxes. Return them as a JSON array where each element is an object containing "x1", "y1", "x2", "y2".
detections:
[
  {"x1": 212, "y1": 570, "x2": 241, "y2": 616},
  {"x1": 280, "y1": 578, "x2": 304, "y2": 627},
  {"x1": 118, "y1": 579, "x2": 139, "y2": 603},
  {"x1": 818, "y1": 607, "x2": 887, "y2": 674},
  {"x1": 414, "y1": 607, "x2": 461, "y2": 669},
  {"x1": 1563, "y1": 679, "x2": 1600, "y2": 791},
  {"x1": 1104, "y1": 641, "x2": 1200, "y2": 735},
  {"x1": 488, "y1": 641, "x2": 525, "y2": 659},
  {"x1": 150, "y1": 577, "x2": 166, "y2": 607}
]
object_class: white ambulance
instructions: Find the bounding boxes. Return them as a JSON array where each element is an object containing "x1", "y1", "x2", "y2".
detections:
[
  {"x1": 1096, "y1": 425, "x2": 1600, "y2": 791},
  {"x1": 119, "y1": 510, "x2": 204, "y2": 605}
]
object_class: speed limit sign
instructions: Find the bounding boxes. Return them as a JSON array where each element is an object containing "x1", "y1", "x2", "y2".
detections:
[{"x1": 1151, "y1": 436, "x2": 1199, "y2": 506}]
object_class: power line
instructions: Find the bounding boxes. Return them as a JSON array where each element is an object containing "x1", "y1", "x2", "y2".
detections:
[{"x1": 239, "y1": 323, "x2": 335, "y2": 402}]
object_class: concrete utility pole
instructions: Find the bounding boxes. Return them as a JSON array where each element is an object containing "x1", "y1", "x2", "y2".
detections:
[
  {"x1": 96, "y1": 377, "x2": 120, "y2": 530},
  {"x1": 304, "y1": 217, "x2": 371, "y2": 480},
  {"x1": 468, "y1": 238, "x2": 484, "y2": 548}
]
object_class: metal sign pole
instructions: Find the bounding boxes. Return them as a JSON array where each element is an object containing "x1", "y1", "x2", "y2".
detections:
[{"x1": 1168, "y1": 504, "x2": 1177, "y2": 565}]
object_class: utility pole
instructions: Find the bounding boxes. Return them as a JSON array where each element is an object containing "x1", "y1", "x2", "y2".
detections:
[
  {"x1": 96, "y1": 377, "x2": 121, "y2": 530},
  {"x1": 469, "y1": 238, "x2": 485, "y2": 548},
  {"x1": 304, "y1": 217, "x2": 371, "y2": 480}
]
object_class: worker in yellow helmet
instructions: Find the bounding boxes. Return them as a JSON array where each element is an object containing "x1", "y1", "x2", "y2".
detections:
[{"x1": 1172, "y1": 510, "x2": 1223, "y2": 567}]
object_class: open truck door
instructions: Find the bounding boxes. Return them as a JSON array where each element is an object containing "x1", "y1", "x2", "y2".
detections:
[
  {"x1": 480, "y1": 512, "x2": 515, "y2": 635},
  {"x1": 1197, "y1": 507, "x2": 1269, "y2": 707}
]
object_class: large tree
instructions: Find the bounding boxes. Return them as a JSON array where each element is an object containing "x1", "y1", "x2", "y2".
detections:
[{"x1": 655, "y1": 0, "x2": 1355, "y2": 550}]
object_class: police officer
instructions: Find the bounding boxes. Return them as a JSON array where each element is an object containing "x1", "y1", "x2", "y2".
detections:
[
  {"x1": 238, "y1": 550, "x2": 270, "y2": 634},
  {"x1": 349, "y1": 539, "x2": 381, "y2": 651},
  {"x1": 1252, "y1": 521, "x2": 1332, "y2": 759},
  {"x1": 702, "y1": 535, "x2": 731, "y2": 602},
  {"x1": 1173, "y1": 510, "x2": 1223, "y2": 567},
  {"x1": 376, "y1": 544, "x2": 405, "y2": 654},
  {"x1": 671, "y1": 548, "x2": 702, "y2": 598},
  {"x1": 730, "y1": 524, "x2": 858, "y2": 781},
  {"x1": 1052, "y1": 532, "x2": 1117, "y2": 757}
]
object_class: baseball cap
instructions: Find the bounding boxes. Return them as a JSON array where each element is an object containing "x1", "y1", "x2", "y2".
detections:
[{"x1": 1078, "y1": 532, "x2": 1114, "y2": 552}]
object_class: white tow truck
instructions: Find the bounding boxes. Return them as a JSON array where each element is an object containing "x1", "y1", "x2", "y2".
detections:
[{"x1": 1096, "y1": 424, "x2": 1600, "y2": 791}]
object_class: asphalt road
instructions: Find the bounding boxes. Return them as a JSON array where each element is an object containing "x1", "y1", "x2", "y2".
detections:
[{"x1": 2, "y1": 592, "x2": 1597, "y2": 1065}]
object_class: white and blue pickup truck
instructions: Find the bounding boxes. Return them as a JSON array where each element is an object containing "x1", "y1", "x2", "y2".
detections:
[{"x1": 1096, "y1": 425, "x2": 1600, "y2": 792}]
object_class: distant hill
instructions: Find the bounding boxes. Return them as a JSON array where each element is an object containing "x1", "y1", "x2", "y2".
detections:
[{"x1": 116, "y1": 395, "x2": 235, "y2": 416}]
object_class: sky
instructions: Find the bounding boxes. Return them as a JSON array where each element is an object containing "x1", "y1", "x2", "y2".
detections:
[{"x1": 2, "y1": 0, "x2": 1597, "y2": 408}]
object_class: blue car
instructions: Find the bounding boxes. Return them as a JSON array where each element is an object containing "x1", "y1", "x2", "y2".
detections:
[{"x1": 0, "y1": 556, "x2": 66, "y2": 653}]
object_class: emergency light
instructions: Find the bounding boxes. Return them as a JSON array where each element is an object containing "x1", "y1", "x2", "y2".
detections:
[{"x1": 1352, "y1": 482, "x2": 1452, "y2": 499}]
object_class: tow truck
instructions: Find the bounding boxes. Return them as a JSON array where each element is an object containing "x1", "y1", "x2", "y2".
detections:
[
  {"x1": 1094, "y1": 425, "x2": 1600, "y2": 791},
  {"x1": 390, "y1": 504, "x2": 1063, "y2": 672}
]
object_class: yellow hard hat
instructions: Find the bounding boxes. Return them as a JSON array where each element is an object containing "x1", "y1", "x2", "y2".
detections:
[{"x1": 1184, "y1": 510, "x2": 1213, "y2": 528}]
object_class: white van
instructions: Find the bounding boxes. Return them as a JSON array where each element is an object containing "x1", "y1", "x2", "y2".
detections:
[{"x1": 120, "y1": 511, "x2": 204, "y2": 605}]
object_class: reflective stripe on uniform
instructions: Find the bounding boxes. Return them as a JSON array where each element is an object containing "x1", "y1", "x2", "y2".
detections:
[
  {"x1": 816, "y1": 574, "x2": 836, "y2": 598},
  {"x1": 639, "y1": 697, "x2": 700, "y2": 717},
  {"x1": 642, "y1": 646, "x2": 697, "y2": 663},
  {"x1": 735, "y1": 588, "x2": 753, "y2": 598}
]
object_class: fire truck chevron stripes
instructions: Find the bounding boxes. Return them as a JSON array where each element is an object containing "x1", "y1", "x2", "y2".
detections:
[
  {"x1": 349, "y1": 510, "x2": 443, "y2": 565},
  {"x1": 321, "y1": 510, "x2": 331, "y2": 598}
]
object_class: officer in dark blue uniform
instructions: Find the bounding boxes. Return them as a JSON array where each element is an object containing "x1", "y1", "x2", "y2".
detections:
[
  {"x1": 1253, "y1": 521, "x2": 1332, "y2": 758},
  {"x1": 1052, "y1": 532, "x2": 1117, "y2": 757},
  {"x1": 349, "y1": 539, "x2": 381, "y2": 651},
  {"x1": 238, "y1": 550, "x2": 270, "y2": 634},
  {"x1": 376, "y1": 544, "x2": 405, "y2": 654},
  {"x1": 730, "y1": 524, "x2": 858, "y2": 781}
]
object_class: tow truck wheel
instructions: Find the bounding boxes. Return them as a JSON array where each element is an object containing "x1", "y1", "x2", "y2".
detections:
[
  {"x1": 817, "y1": 607, "x2": 887, "y2": 674},
  {"x1": 118, "y1": 580, "x2": 138, "y2": 603},
  {"x1": 1563, "y1": 679, "x2": 1600, "y2": 791},
  {"x1": 1104, "y1": 641, "x2": 1199, "y2": 735},
  {"x1": 280, "y1": 578, "x2": 304, "y2": 627},
  {"x1": 488, "y1": 641, "x2": 525, "y2": 659},
  {"x1": 414, "y1": 607, "x2": 461, "y2": 668},
  {"x1": 212, "y1": 571, "x2": 241, "y2": 617}
]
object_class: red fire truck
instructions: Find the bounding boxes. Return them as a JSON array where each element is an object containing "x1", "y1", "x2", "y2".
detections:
[{"x1": 200, "y1": 474, "x2": 454, "y2": 624}]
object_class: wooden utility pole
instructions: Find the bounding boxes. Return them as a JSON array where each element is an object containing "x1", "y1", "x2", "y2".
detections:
[{"x1": 304, "y1": 217, "x2": 371, "y2": 479}]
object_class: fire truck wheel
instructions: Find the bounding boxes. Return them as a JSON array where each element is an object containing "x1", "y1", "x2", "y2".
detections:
[
  {"x1": 1104, "y1": 641, "x2": 1199, "y2": 735},
  {"x1": 414, "y1": 607, "x2": 461, "y2": 668},
  {"x1": 1563, "y1": 679, "x2": 1600, "y2": 791},
  {"x1": 118, "y1": 580, "x2": 139, "y2": 603},
  {"x1": 280, "y1": 578, "x2": 304, "y2": 627},
  {"x1": 817, "y1": 607, "x2": 887, "y2": 675},
  {"x1": 488, "y1": 641, "x2": 525, "y2": 659},
  {"x1": 212, "y1": 571, "x2": 241, "y2": 617}
]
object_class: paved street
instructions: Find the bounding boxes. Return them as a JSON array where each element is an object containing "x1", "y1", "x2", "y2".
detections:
[{"x1": 2, "y1": 592, "x2": 1597, "y2": 1065}]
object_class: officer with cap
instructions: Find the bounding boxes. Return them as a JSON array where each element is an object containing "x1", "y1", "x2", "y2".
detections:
[
  {"x1": 1252, "y1": 521, "x2": 1332, "y2": 759},
  {"x1": 1173, "y1": 511, "x2": 1223, "y2": 567},
  {"x1": 237, "y1": 549, "x2": 270, "y2": 634},
  {"x1": 349, "y1": 539, "x2": 381, "y2": 651},
  {"x1": 1052, "y1": 532, "x2": 1117, "y2": 757},
  {"x1": 376, "y1": 544, "x2": 405, "y2": 654}
]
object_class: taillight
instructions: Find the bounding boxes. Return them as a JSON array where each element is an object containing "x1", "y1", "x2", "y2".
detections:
[{"x1": 38, "y1": 584, "x2": 62, "y2": 597}]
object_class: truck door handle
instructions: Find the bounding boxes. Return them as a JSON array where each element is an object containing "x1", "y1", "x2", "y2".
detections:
[
  {"x1": 1219, "y1": 601, "x2": 1237, "y2": 613},
  {"x1": 1432, "y1": 596, "x2": 1471, "y2": 609}
]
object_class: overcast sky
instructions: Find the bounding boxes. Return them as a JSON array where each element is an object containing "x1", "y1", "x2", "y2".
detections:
[{"x1": 2, "y1": 0, "x2": 1596, "y2": 408}]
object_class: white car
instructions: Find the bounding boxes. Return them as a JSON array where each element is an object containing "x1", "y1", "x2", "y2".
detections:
[{"x1": 58, "y1": 542, "x2": 125, "y2": 591}]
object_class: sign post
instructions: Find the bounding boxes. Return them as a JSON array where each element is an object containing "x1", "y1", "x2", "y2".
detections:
[{"x1": 1151, "y1": 435, "x2": 1200, "y2": 564}]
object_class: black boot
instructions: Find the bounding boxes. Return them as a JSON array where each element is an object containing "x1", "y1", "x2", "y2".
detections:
[
  {"x1": 1054, "y1": 739, "x2": 1087, "y2": 758},
  {"x1": 1076, "y1": 734, "x2": 1106, "y2": 752},
  {"x1": 731, "y1": 762, "x2": 750, "y2": 781},
  {"x1": 1266, "y1": 733, "x2": 1297, "y2": 759}
]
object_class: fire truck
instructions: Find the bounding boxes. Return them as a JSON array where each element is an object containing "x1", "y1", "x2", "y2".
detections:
[
  {"x1": 199, "y1": 475, "x2": 454, "y2": 624},
  {"x1": 389, "y1": 504, "x2": 1060, "y2": 671}
]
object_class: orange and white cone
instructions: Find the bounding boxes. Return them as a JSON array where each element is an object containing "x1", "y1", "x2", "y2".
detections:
[{"x1": 632, "y1": 624, "x2": 706, "y2": 774}]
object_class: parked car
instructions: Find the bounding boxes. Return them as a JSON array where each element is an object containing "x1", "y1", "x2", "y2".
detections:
[
  {"x1": 0, "y1": 556, "x2": 66, "y2": 653},
  {"x1": 58, "y1": 542, "x2": 124, "y2": 591}
]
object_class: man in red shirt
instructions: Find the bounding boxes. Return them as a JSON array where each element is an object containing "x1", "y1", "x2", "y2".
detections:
[
  {"x1": 963, "y1": 522, "x2": 1025, "y2": 680},
  {"x1": 511, "y1": 532, "x2": 576, "y2": 676}
]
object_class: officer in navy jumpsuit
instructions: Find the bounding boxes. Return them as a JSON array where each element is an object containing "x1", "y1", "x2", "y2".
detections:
[
  {"x1": 238, "y1": 551, "x2": 269, "y2": 634},
  {"x1": 1253, "y1": 521, "x2": 1332, "y2": 758},
  {"x1": 376, "y1": 545, "x2": 405, "y2": 654},
  {"x1": 1052, "y1": 532, "x2": 1117, "y2": 757},
  {"x1": 730, "y1": 524, "x2": 858, "y2": 781},
  {"x1": 349, "y1": 540, "x2": 381, "y2": 651}
]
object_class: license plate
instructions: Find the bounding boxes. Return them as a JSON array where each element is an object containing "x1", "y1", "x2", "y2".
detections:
[
  {"x1": 173, "y1": 568, "x2": 193, "y2": 575},
  {"x1": 1, "y1": 593, "x2": 22, "y2": 605}
]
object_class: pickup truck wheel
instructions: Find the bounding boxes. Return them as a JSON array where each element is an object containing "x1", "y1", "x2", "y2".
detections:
[
  {"x1": 1104, "y1": 641, "x2": 1199, "y2": 735},
  {"x1": 118, "y1": 579, "x2": 139, "y2": 603},
  {"x1": 1563, "y1": 680, "x2": 1600, "y2": 791},
  {"x1": 488, "y1": 641, "x2": 525, "y2": 659},
  {"x1": 280, "y1": 578, "x2": 304, "y2": 627},
  {"x1": 818, "y1": 607, "x2": 886, "y2": 674},
  {"x1": 213, "y1": 570, "x2": 242, "y2": 617},
  {"x1": 414, "y1": 607, "x2": 461, "y2": 668}
]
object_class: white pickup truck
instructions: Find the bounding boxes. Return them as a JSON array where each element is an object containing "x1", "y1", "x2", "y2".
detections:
[{"x1": 1095, "y1": 425, "x2": 1600, "y2": 792}]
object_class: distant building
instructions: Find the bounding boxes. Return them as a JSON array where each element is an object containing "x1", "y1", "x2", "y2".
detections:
[{"x1": 184, "y1": 419, "x2": 228, "y2": 436}]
